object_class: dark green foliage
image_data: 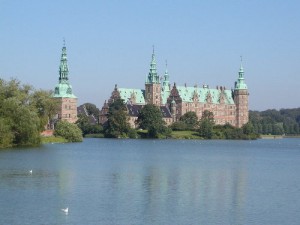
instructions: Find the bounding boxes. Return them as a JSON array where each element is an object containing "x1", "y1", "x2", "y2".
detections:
[
  {"x1": 83, "y1": 103, "x2": 100, "y2": 122},
  {"x1": 198, "y1": 110, "x2": 214, "y2": 139},
  {"x1": 0, "y1": 79, "x2": 58, "y2": 148},
  {"x1": 198, "y1": 118, "x2": 214, "y2": 139},
  {"x1": 137, "y1": 104, "x2": 169, "y2": 138},
  {"x1": 104, "y1": 99, "x2": 130, "y2": 138},
  {"x1": 76, "y1": 114, "x2": 103, "y2": 137},
  {"x1": 128, "y1": 129, "x2": 138, "y2": 139},
  {"x1": 170, "y1": 121, "x2": 188, "y2": 131},
  {"x1": 250, "y1": 108, "x2": 300, "y2": 135},
  {"x1": 213, "y1": 123, "x2": 258, "y2": 140},
  {"x1": 54, "y1": 121, "x2": 83, "y2": 142},
  {"x1": 179, "y1": 111, "x2": 198, "y2": 130}
]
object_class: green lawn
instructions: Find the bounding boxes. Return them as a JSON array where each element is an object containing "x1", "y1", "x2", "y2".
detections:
[{"x1": 170, "y1": 130, "x2": 202, "y2": 139}]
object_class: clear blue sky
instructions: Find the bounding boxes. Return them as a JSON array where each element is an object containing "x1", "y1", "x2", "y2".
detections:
[{"x1": 1, "y1": 0, "x2": 300, "y2": 110}]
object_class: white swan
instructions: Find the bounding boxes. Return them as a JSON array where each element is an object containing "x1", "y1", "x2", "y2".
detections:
[
  {"x1": 29, "y1": 170, "x2": 32, "y2": 174},
  {"x1": 61, "y1": 207, "x2": 68, "y2": 213}
]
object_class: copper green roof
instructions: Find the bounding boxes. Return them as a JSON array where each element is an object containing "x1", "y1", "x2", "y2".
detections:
[
  {"x1": 145, "y1": 47, "x2": 160, "y2": 84},
  {"x1": 234, "y1": 64, "x2": 248, "y2": 90},
  {"x1": 118, "y1": 88, "x2": 145, "y2": 104},
  {"x1": 177, "y1": 85, "x2": 234, "y2": 105},
  {"x1": 53, "y1": 42, "x2": 77, "y2": 99}
]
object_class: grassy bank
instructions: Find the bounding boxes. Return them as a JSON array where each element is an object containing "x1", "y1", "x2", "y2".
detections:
[
  {"x1": 41, "y1": 136, "x2": 68, "y2": 144},
  {"x1": 170, "y1": 131, "x2": 203, "y2": 139}
]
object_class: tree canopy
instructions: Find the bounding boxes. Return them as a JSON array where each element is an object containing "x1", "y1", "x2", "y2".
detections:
[
  {"x1": 104, "y1": 99, "x2": 130, "y2": 138},
  {"x1": 137, "y1": 104, "x2": 170, "y2": 138},
  {"x1": 198, "y1": 110, "x2": 214, "y2": 139},
  {"x1": 179, "y1": 111, "x2": 198, "y2": 130},
  {"x1": 0, "y1": 79, "x2": 58, "y2": 148},
  {"x1": 249, "y1": 108, "x2": 300, "y2": 135}
]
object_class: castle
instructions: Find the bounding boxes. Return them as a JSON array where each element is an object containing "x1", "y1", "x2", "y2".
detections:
[{"x1": 100, "y1": 49, "x2": 249, "y2": 128}]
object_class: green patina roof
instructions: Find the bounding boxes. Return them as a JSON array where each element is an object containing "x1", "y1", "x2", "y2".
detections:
[
  {"x1": 118, "y1": 87, "x2": 171, "y2": 105},
  {"x1": 177, "y1": 86, "x2": 234, "y2": 105},
  {"x1": 234, "y1": 64, "x2": 248, "y2": 90},
  {"x1": 119, "y1": 88, "x2": 146, "y2": 104},
  {"x1": 53, "y1": 83, "x2": 77, "y2": 98},
  {"x1": 161, "y1": 89, "x2": 170, "y2": 104},
  {"x1": 53, "y1": 42, "x2": 77, "y2": 99}
]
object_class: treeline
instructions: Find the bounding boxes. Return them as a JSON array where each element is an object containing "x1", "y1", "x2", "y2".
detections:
[
  {"x1": 249, "y1": 109, "x2": 300, "y2": 135},
  {"x1": 0, "y1": 79, "x2": 58, "y2": 148}
]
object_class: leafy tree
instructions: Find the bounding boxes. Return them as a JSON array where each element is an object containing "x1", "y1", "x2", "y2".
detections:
[
  {"x1": 198, "y1": 110, "x2": 214, "y2": 139},
  {"x1": 76, "y1": 114, "x2": 103, "y2": 136},
  {"x1": 83, "y1": 103, "x2": 100, "y2": 122},
  {"x1": 31, "y1": 90, "x2": 59, "y2": 131},
  {"x1": 179, "y1": 111, "x2": 198, "y2": 130},
  {"x1": 54, "y1": 121, "x2": 83, "y2": 142},
  {"x1": 0, "y1": 79, "x2": 50, "y2": 147},
  {"x1": 137, "y1": 104, "x2": 168, "y2": 138},
  {"x1": 0, "y1": 118, "x2": 14, "y2": 148},
  {"x1": 170, "y1": 121, "x2": 188, "y2": 131},
  {"x1": 104, "y1": 99, "x2": 130, "y2": 138}
]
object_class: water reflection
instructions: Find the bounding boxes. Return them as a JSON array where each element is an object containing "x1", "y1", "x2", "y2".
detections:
[{"x1": 105, "y1": 161, "x2": 247, "y2": 224}]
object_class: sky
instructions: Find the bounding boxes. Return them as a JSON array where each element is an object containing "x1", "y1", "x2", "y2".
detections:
[{"x1": 1, "y1": 0, "x2": 300, "y2": 111}]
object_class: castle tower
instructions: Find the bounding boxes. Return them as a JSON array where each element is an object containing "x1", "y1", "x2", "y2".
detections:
[
  {"x1": 145, "y1": 46, "x2": 161, "y2": 106},
  {"x1": 53, "y1": 41, "x2": 78, "y2": 123},
  {"x1": 233, "y1": 60, "x2": 249, "y2": 128}
]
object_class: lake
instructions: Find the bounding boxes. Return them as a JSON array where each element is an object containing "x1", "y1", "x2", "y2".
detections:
[{"x1": 0, "y1": 138, "x2": 300, "y2": 225}]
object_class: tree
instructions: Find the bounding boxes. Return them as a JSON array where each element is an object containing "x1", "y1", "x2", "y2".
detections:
[
  {"x1": 104, "y1": 99, "x2": 130, "y2": 138},
  {"x1": 198, "y1": 110, "x2": 214, "y2": 139},
  {"x1": 31, "y1": 90, "x2": 59, "y2": 131},
  {"x1": 76, "y1": 114, "x2": 103, "y2": 136},
  {"x1": 54, "y1": 121, "x2": 83, "y2": 142},
  {"x1": 84, "y1": 103, "x2": 100, "y2": 122},
  {"x1": 0, "y1": 79, "x2": 47, "y2": 147},
  {"x1": 137, "y1": 104, "x2": 168, "y2": 138},
  {"x1": 179, "y1": 111, "x2": 198, "y2": 130}
]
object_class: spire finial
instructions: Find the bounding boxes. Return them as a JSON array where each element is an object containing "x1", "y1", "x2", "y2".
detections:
[
  {"x1": 63, "y1": 38, "x2": 66, "y2": 47},
  {"x1": 152, "y1": 45, "x2": 155, "y2": 54}
]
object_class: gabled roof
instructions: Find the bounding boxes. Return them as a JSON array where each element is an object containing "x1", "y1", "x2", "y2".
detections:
[{"x1": 177, "y1": 85, "x2": 234, "y2": 104}]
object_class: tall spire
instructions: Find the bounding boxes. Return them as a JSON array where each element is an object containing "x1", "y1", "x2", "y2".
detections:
[
  {"x1": 235, "y1": 56, "x2": 247, "y2": 90},
  {"x1": 59, "y1": 41, "x2": 69, "y2": 84},
  {"x1": 146, "y1": 45, "x2": 160, "y2": 84},
  {"x1": 162, "y1": 60, "x2": 170, "y2": 90},
  {"x1": 239, "y1": 55, "x2": 244, "y2": 78}
]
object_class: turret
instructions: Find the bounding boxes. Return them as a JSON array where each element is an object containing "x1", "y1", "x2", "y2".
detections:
[
  {"x1": 145, "y1": 46, "x2": 161, "y2": 106},
  {"x1": 233, "y1": 58, "x2": 249, "y2": 128}
]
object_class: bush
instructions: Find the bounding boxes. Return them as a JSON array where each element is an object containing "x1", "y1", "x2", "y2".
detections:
[{"x1": 54, "y1": 121, "x2": 83, "y2": 142}]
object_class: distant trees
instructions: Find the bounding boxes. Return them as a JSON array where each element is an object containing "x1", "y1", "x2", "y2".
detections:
[
  {"x1": 0, "y1": 79, "x2": 58, "y2": 148},
  {"x1": 249, "y1": 108, "x2": 300, "y2": 135}
]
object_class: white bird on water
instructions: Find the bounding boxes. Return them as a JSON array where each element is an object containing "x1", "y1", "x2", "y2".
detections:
[
  {"x1": 29, "y1": 170, "x2": 32, "y2": 174},
  {"x1": 61, "y1": 207, "x2": 68, "y2": 214}
]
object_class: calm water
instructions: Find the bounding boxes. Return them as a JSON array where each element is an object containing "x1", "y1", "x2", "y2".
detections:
[{"x1": 0, "y1": 138, "x2": 300, "y2": 225}]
